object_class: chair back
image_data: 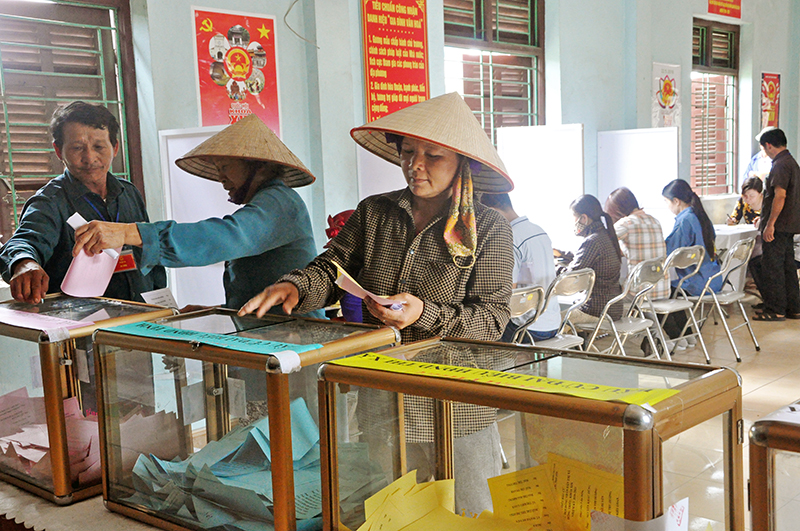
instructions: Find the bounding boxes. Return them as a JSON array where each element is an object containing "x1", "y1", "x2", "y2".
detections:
[
  {"x1": 625, "y1": 257, "x2": 666, "y2": 312},
  {"x1": 663, "y1": 245, "x2": 705, "y2": 296},
  {"x1": 509, "y1": 285, "x2": 545, "y2": 344},
  {"x1": 509, "y1": 285, "x2": 545, "y2": 319},
  {"x1": 547, "y1": 268, "x2": 595, "y2": 333},
  {"x1": 718, "y1": 236, "x2": 755, "y2": 289}
]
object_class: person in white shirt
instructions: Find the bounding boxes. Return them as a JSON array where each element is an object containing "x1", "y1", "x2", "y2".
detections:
[{"x1": 481, "y1": 193, "x2": 560, "y2": 342}]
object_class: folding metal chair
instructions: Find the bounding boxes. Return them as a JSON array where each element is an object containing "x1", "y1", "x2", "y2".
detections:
[
  {"x1": 687, "y1": 236, "x2": 759, "y2": 363},
  {"x1": 583, "y1": 257, "x2": 665, "y2": 357},
  {"x1": 535, "y1": 268, "x2": 596, "y2": 351},
  {"x1": 645, "y1": 245, "x2": 711, "y2": 363},
  {"x1": 508, "y1": 285, "x2": 546, "y2": 344}
]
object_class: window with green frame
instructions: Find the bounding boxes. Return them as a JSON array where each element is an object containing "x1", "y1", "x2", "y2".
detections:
[
  {"x1": 0, "y1": 0, "x2": 141, "y2": 242},
  {"x1": 690, "y1": 19, "x2": 738, "y2": 196},
  {"x1": 443, "y1": 0, "x2": 544, "y2": 145}
]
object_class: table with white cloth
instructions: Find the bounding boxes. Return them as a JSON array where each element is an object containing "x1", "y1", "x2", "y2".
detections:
[{"x1": 713, "y1": 224, "x2": 759, "y2": 292}]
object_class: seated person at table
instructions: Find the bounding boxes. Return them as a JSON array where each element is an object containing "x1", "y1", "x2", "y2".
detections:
[
  {"x1": 562, "y1": 194, "x2": 622, "y2": 327},
  {"x1": 481, "y1": 192, "x2": 560, "y2": 342},
  {"x1": 727, "y1": 177, "x2": 763, "y2": 225},
  {"x1": 71, "y1": 114, "x2": 319, "y2": 311},
  {"x1": 0, "y1": 101, "x2": 166, "y2": 304},
  {"x1": 662, "y1": 179, "x2": 722, "y2": 338},
  {"x1": 604, "y1": 187, "x2": 669, "y2": 300}
]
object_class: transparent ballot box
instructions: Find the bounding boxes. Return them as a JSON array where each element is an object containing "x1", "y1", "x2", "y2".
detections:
[
  {"x1": 0, "y1": 294, "x2": 174, "y2": 504},
  {"x1": 93, "y1": 308, "x2": 400, "y2": 531},
  {"x1": 317, "y1": 338, "x2": 745, "y2": 531},
  {"x1": 749, "y1": 399, "x2": 800, "y2": 531}
]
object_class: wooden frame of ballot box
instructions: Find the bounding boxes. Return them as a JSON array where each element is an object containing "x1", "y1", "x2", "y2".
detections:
[
  {"x1": 0, "y1": 294, "x2": 175, "y2": 505},
  {"x1": 93, "y1": 308, "x2": 400, "y2": 531},
  {"x1": 749, "y1": 400, "x2": 800, "y2": 531},
  {"x1": 318, "y1": 338, "x2": 746, "y2": 530}
]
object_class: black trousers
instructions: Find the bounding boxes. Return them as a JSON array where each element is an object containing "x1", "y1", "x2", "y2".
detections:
[{"x1": 760, "y1": 231, "x2": 800, "y2": 315}]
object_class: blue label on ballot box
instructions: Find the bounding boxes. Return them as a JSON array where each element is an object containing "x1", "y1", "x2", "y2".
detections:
[{"x1": 105, "y1": 321, "x2": 323, "y2": 356}]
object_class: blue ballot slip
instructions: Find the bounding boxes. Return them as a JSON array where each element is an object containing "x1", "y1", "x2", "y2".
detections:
[{"x1": 105, "y1": 321, "x2": 323, "y2": 356}]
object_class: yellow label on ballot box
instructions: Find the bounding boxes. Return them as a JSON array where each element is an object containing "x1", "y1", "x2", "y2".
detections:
[{"x1": 330, "y1": 353, "x2": 679, "y2": 406}]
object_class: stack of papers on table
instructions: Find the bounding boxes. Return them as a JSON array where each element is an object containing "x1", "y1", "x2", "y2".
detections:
[
  {"x1": 128, "y1": 397, "x2": 323, "y2": 531},
  {"x1": 0, "y1": 390, "x2": 100, "y2": 486}
]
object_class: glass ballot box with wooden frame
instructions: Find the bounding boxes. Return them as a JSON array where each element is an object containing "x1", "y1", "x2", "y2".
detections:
[
  {"x1": 749, "y1": 400, "x2": 800, "y2": 531},
  {"x1": 93, "y1": 308, "x2": 400, "y2": 531},
  {"x1": 317, "y1": 338, "x2": 745, "y2": 531},
  {"x1": 0, "y1": 294, "x2": 174, "y2": 504}
]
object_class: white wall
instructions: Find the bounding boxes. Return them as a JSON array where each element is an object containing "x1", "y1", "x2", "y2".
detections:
[{"x1": 129, "y1": 0, "x2": 800, "y2": 248}]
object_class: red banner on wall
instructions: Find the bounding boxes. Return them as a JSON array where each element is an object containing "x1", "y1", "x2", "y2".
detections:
[
  {"x1": 194, "y1": 9, "x2": 280, "y2": 134},
  {"x1": 708, "y1": 0, "x2": 741, "y2": 18},
  {"x1": 362, "y1": 0, "x2": 430, "y2": 122},
  {"x1": 761, "y1": 73, "x2": 780, "y2": 129}
]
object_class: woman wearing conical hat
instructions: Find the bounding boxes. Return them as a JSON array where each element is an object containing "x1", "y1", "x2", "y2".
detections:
[
  {"x1": 239, "y1": 93, "x2": 515, "y2": 515},
  {"x1": 71, "y1": 114, "x2": 318, "y2": 310},
  {"x1": 241, "y1": 92, "x2": 514, "y2": 340}
]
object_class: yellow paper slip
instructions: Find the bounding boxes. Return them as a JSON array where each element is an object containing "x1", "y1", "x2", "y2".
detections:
[
  {"x1": 358, "y1": 471, "x2": 530, "y2": 531},
  {"x1": 329, "y1": 353, "x2": 679, "y2": 406},
  {"x1": 548, "y1": 453, "x2": 624, "y2": 531},
  {"x1": 487, "y1": 463, "x2": 565, "y2": 531}
]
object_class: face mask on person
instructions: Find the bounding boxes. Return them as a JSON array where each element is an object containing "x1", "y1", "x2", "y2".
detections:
[{"x1": 574, "y1": 219, "x2": 588, "y2": 236}]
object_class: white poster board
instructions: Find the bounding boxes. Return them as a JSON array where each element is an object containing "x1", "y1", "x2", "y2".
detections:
[
  {"x1": 357, "y1": 147, "x2": 405, "y2": 199},
  {"x1": 497, "y1": 124, "x2": 585, "y2": 252},
  {"x1": 158, "y1": 125, "x2": 235, "y2": 307},
  {"x1": 597, "y1": 127, "x2": 679, "y2": 238}
]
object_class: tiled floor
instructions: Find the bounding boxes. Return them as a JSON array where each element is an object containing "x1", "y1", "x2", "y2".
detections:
[
  {"x1": 497, "y1": 299, "x2": 800, "y2": 530},
  {"x1": 659, "y1": 300, "x2": 799, "y2": 530}
]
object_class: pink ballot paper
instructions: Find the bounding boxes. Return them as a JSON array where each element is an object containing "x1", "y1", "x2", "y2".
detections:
[
  {"x1": 61, "y1": 247, "x2": 122, "y2": 298},
  {"x1": 333, "y1": 262, "x2": 406, "y2": 311}
]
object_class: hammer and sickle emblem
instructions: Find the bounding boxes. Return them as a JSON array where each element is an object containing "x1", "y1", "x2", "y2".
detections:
[{"x1": 199, "y1": 18, "x2": 213, "y2": 32}]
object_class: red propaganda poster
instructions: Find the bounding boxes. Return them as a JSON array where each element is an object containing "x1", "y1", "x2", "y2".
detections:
[
  {"x1": 362, "y1": 0, "x2": 429, "y2": 122},
  {"x1": 193, "y1": 9, "x2": 280, "y2": 134},
  {"x1": 708, "y1": 0, "x2": 741, "y2": 18},
  {"x1": 761, "y1": 73, "x2": 780, "y2": 129}
]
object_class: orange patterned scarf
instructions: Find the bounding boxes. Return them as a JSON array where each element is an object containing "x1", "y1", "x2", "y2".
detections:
[{"x1": 443, "y1": 161, "x2": 477, "y2": 268}]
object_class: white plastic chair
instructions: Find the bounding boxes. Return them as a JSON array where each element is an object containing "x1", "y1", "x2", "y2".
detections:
[
  {"x1": 687, "y1": 236, "x2": 759, "y2": 363},
  {"x1": 583, "y1": 257, "x2": 665, "y2": 357},
  {"x1": 508, "y1": 285, "x2": 546, "y2": 344},
  {"x1": 535, "y1": 268, "x2": 596, "y2": 351},
  {"x1": 645, "y1": 245, "x2": 711, "y2": 363}
]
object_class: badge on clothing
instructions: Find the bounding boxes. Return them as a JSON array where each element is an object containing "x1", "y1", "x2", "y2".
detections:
[{"x1": 114, "y1": 250, "x2": 137, "y2": 273}]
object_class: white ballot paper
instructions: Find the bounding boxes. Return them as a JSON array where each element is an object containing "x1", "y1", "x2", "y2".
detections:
[
  {"x1": 141, "y1": 288, "x2": 179, "y2": 309},
  {"x1": 66, "y1": 212, "x2": 119, "y2": 259},
  {"x1": 591, "y1": 497, "x2": 688, "y2": 531}
]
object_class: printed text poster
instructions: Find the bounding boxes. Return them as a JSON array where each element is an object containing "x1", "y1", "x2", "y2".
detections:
[{"x1": 362, "y1": 0, "x2": 430, "y2": 122}]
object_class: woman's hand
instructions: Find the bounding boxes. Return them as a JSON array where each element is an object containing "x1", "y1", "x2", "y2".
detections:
[
  {"x1": 73, "y1": 221, "x2": 141, "y2": 256},
  {"x1": 238, "y1": 282, "x2": 299, "y2": 318},
  {"x1": 364, "y1": 293, "x2": 423, "y2": 330}
]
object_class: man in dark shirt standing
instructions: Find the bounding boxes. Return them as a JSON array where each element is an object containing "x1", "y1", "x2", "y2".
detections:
[
  {"x1": 0, "y1": 101, "x2": 165, "y2": 303},
  {"x1": 756, "y1": 128, "x2": 800, "y2": 320}
]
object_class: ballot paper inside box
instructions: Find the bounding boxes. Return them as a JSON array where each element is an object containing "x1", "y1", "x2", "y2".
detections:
[
  {"x1": 92, "y1": 307, "x2": 399, "y2": 531},
  {"x1": 317, "y1": 338, "x2": 746, "y2": 531},
  {"x1": 0, "y1": 294, "x2": 174, "y2": 504}
]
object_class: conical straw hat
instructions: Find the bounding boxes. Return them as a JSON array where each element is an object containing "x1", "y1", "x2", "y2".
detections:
[
  {"x1": 350, "y1": 92, "x2": 513, "y2": 193},
  {"x1": 175, "y1": 114, "x2": 315, "y2": 188}
]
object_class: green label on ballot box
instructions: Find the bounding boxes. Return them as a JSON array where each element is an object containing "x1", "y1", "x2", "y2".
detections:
[
  {"x1": 330, "y1": 353, "x2": 680, "y2": 406},
  {"x1": 105, "y1": 321, "x2": 323, "y2": 356}
]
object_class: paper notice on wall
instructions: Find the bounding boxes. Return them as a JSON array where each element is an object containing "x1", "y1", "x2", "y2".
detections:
[{"x1": 590, "y1": 497, "x2": 688, "y2": 531}]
